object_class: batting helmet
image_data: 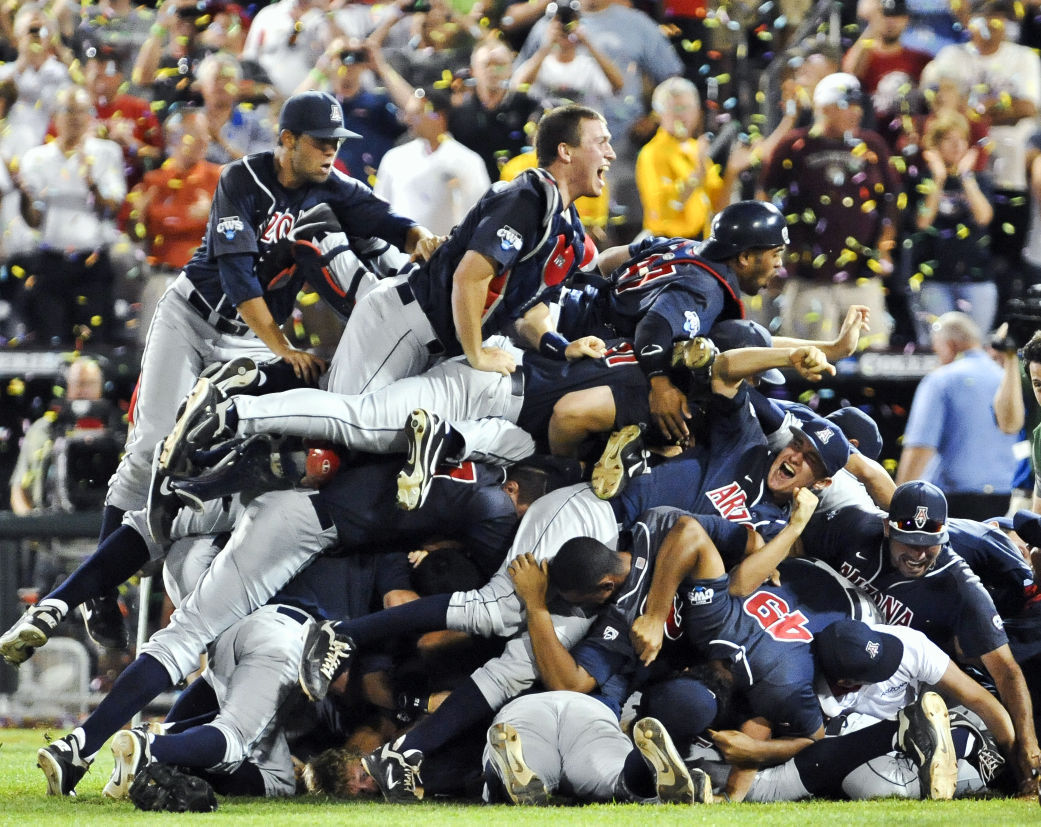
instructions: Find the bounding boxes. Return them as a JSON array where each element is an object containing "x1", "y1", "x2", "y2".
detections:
[{"x1": 699, "y1": 201, "x2": 789, "y2": 261}]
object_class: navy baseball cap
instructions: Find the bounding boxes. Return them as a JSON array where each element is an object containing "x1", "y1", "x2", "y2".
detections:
[
  {"x1": 815, "y1": 620, "x2": 904, "y2": 684},
  {"x1": 708, "y1": 319, "x2": 785, "y2": 385},
  {"x1": 279, "y1": 92, "x2": 360, "y2": 139},
  {"x1": 790, "y1": 419, "x2": 850, "y2": 478},
  {"x1": 826, "y1": 407, "x2": 882, "y2": 461},
  {"x1": 1013, "y1": 510, "x2": 1041, "y2": 547},
  {"x1": 888, "y1": 480, "x2": 949, "y2": 546}
]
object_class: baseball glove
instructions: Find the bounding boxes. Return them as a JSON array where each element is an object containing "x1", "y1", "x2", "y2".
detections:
[{"x1": 128, "y1": 762, "x2": 218, "y2": 813}]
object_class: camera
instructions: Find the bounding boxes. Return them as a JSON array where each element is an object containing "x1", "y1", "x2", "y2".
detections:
[
  {"x1": 996, "y1": 286, "x2": 1041, "y2": 350},
  {"x1": 339, "y1": 48, "x2": 368, "y2": 65},
  {"x1": 547, "y1": 1, "x2": 580, "y2": 28},
  {"x1": 402, "y1": 0, "x2": 432, "y2": 13}
]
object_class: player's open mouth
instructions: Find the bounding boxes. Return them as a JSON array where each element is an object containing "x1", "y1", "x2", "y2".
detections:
[
  {"x1": 596, "y1": 164, "x2": 609, "y2": 183},
  {"x1": 900, "y1": 554, "x2": 928, "y2": 573},
  {"x1": 778, "y1": 461, "x2": 796, "y2": 479}
]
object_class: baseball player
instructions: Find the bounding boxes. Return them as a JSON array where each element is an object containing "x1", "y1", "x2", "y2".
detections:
[
  {"x1": 77, "y1": 89, "x2": 433, "y2": 646},
  {"x1": 317, "y1": 103, "x2": 613, "y2": 397},
  {"x1": 26, "y1": 452, "x2": 566, "y2": 797},
  {"x1": 799, "y1": 480, "x2": 1041, "y2": 789}
]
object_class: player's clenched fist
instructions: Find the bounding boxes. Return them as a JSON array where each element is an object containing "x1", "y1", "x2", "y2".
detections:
[
  {"x1": 788, "y1": 486, "x2": 819, "y2": 532},
  {"x1": 630, "y1": 613, "x2": 665, "y2": 666},
  {"x1": 508, "y1": 552, "x2": 549, "y2": 611},
  {"x1": 788, "y1": 346, "x2": 835, "y2": 382}
]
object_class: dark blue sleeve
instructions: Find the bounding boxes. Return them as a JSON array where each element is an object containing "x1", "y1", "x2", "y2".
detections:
[
  {"x1": 206, "y1": 163, "x2": 260, "y2": 259},
  {"x1": 748, "y1": 388, "x2": 790, "y2": 435},
  {"x1": 948, "y1": 519, "x2": 1033, "y2": 617},
  {"x1": 466, "y1": 187, "x2": 544, "y2": 274},
  {"x1": 948, "y1": 555, "x2": 1011, "y2": 657},
  {"x1": 693, "y1": 514, "x2": 751, "y2": 569},
  {"x1": 572, "y1": 636, "x2": 631, "y2": 690},
  {"x1": 218, "y1": 252, "x2": 262, "y2": 306},
  {"x1": 327, "y1": 172, "x2": 416, "y2": 250}
]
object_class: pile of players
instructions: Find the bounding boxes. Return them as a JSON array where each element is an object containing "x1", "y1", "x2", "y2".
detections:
[{"x1": 2, "y1": 93, "x2": 1040, "y2": 809}]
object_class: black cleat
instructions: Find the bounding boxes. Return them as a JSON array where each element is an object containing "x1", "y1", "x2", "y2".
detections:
[
  {"x1": 486, "y1": 722, "x2": 550, "y2": 805},
  {"x1": 362, "y1": 738, "x2": 424, "y2": 802},
  {"x1": 396, "y1": 409, "x2": 450, "y2": 511},
  {"x1": 0, "y1": 602, "x2": 63, "y2": 665},
  {"x1": 172, "y1": 434, "x2": 294, "y2": 510},
  {"x1": 203, "y1": 356, "x2": 261, "y2": 397},
  {"x1": 898, "y1": 691, "x2": 957, "y2": 800},
  {"x1": 160, "y1": 378, "x2": 234, "y2": 475},
  {"x1": 633, "y1": 717, "x2": 711, "y2": 804},
  {"x1": 298, "y1": 620, "x2": 355, "y2": 702},
  {"x1": 591, "y1": 424, "x2": 650, "y2": 501},
  {"x1": 38, "y1": 734, "x2": 92, "y2": 796},
  {"x1": 80, "y1": 591, "x2": 128, "y2": 650},
  {"x1": 146, "y1": 448, "x2": 181, "y2": 545},
  {"x1": 949, "y1": 708, "x2": 1006, "y2": 788}
]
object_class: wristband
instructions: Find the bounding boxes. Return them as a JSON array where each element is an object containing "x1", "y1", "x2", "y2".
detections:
[{"x1": 539, "y1": 331, "x2": 570, "y2": 360}]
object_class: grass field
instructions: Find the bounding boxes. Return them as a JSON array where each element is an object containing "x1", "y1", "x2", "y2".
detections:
[{"x1": 0, "y1": 728, "x2": 1038, "y2": 825}]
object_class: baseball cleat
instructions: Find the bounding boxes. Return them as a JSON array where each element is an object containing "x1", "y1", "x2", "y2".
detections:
[
  {"x1": 159, "y1": 379, "x2": 233, "y2": 475},
  {"x1": 103, "y1": 726, "x2": 152, "y2": 799},
  {"x1": 591, "y1": 424, "x2": 650, "y2": 501},
  {"x1": 362, "y1": 738, "x2": 424, "y2": 802},
  {"x1": 172, "y1": 434, "x2": 294, "y2": 510},
  {"x1": 80, "y1": 591, "x2": 128, "y2": 650},
  {"x1": 671, "y1": 337, "x2": 718, "y2": 372},
  {"x1": 202, "y1": 356, "x2": 261, "y2": 397},
  {"x1": 397, "y1": 409, "x2": 450, "y2": 511},
  {"x1": 633, "y1": 717, "x2": 710, "y2": 804},
  {"x1": 948, "y1": 708, "x2": 1006, "y2": 788},
  {"x1": 898, "y1": 691, "x2": 957, "y2": 800},
  {"x1": 299, "y1": 620, "x2": 355, "y2": 702},
  {"x1": 146, "y1": 447, "x2": 180, "y2": 546},
  {"x1": 486, "y1": 722, "x2": 550, "y2": 805},
  {"x1": 0, "y1": 602, "x2": 63, "y2": 665},
  {"x1": 38, "y1": 734, "x2": 92, "y2": 796}
]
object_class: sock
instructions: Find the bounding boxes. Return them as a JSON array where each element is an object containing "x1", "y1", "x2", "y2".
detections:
[
  {"x1": 399, "y1": 677, "x2": 492, "y2": 756},
  {"x1": 342, "y1": 593, "x2": 452, "y2": 648},
  {"x1": 98, "y1": 504, "x2": 125, "y2": 543},
  {"x1": 49, "y1": 525, "x2": 149, "y2": 610},
  {"x1": 794, "y1": 719, "x2": 899, "y2": 796},
  {"x1": 80, "y1": 654, "x2": 172, "y2": 755},
  {"x1": 37, "y1": 598, "x2": 69, "y2": 617},
  {"x1": 621, "y1": 748, "x2": 657, "y2": 799},
  {"x1": 151, "y1": 725, "x2": 227, "y2": 768},
  {"x1": 165, "y1": 676, "x2": 219, "y2": 728},
  {"x1": 952, "y1": 726, "x2": 970, "y2": 758}
]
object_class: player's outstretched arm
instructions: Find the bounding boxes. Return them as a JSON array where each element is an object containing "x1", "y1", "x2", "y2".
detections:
[
  {"x1": 728, "y1": 487, "x2": 818, "y2": 597},
  {"x1": 712, "y1": 346, "x2": 835, "y2": 393},
  {"x1": 237, "y1": 296, "x2": 327, "y2": 385},
  {"x1": 844, "y1": 451, "x2": 896, "y2": 509},
  {"x1": 937, "y1": 660, "x2": 1016, "y2": 761},
  {"x1": 771, "y1": 304, "x2": 870, "y2": 361}
]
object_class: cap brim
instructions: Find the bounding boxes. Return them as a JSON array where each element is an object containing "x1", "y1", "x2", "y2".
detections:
[
  {"x1": 1013, "y1": 509, "x2": 1041, "y2": 547},
  {"x1": 305, "y1": 127, "x2": 361, "y2": 139},
  {"x1": 889, "y1": 522, "x2": 949, "y2": 546},
  {"x1": 759, "y1": 367, "x2": 786, "y2": 385}
]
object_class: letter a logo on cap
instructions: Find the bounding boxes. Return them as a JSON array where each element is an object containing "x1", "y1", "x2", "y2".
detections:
[
  {"x1": 816, "y1": 428, "x2": 833, "y2": 444},
  {"x1": 331, "y1": 104, "x2": 342, "y2": 124},
  {"x1": 913, "y1": 505, "x2": 929, "y2": 529}
]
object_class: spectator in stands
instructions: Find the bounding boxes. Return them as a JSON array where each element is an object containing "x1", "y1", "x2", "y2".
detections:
[
  {"x1": 72, "y1": 0, "x2": 155, "y2": 80},
  {"x1": 304, "y1": 38, "x2": 407, "y2": 183},
  {"x1": 0, "y1": 78, "x2": 37, "y2": 336},
  {"x1": 911, "y1": 111, "x2": 996, "y2": 337},
  {"x1": 897, "y1": 311, "x2": 1017, "y2": 519},
  {"x1": 925, "y1": 0, "x2": 1041, "y2": 304},
  {"x1": 761, "y1": 72, "x2": 901, "y2": 348},
  {"x1": 129, "y1": 107, "x2": 220, "y2": 335},
  {"x1": 370, "y1": 0, "x2": 474, "y2": 88},
  {"x1": 16, "y1": 86, "x2": 127, "y2": 345},
  {"x1": 83, "y1": 44, "x2": 163, "y2": 192},
  {"x1": 374, "y1": 87, "x2": 489, "y2": 236},
  {"x1": 510, "y1": 9, "x2": 623, "y2": 115},
  {"x1": 518, "y1": 0, "x2": 682, "y2": 235},
  {"x1": 635, "y1": 77, "x2": 745, "y2": 240},
  {"x1": 240, "y1": 0, "x2": 331, "y2": 98},
  {"x1": 0, "y1": 3, "x2": 71, "y2": 146},
  {"x1": 448, "y1": 35, "x2": 540, "y2": 182},
  {"x1": 132, "y1": 0, "x2": 217, "y2": 119},
  {"x1": 195, "y1": 52, "x2": 275, "y2": 165}
]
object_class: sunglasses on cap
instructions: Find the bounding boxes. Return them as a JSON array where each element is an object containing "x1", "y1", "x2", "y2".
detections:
[{"x1": 889, "y1": 517, "x2": 945, "y2": 534}]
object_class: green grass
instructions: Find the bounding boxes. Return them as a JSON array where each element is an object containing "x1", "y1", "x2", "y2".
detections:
[{"x1": 0, "y1": 727, "x2": 1037, "y2": 825}]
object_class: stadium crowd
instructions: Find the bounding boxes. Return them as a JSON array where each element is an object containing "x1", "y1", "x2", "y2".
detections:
[{"x1": 4, "y1": 0, "x2": 1041, "y2": 812}]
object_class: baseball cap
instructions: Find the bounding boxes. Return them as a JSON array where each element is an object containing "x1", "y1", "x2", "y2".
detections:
[
  {"x1": 789, "y1": 419, "x2": 850, "y2": 478},
  {"x1": 815, "y1": 620, "x2": 904, "y2": 684},
  {"x1": 880, "y1": 0, "x2": 909, "y2": 16},
  {"x1": 826, "y1": 407, "x2": 882, "y2": 461},
  {"x1": 888, "y1": 480, "x2": 949, "y2": 546},
  {"x1": 813, "y1": 72, "x2": 864, "y2": 109},
  {"x1": 708, "y1": 319, "x2": 785, "y2": 385},
  {"x1": 278, "y1": 92, "x2": 360, "y2": 139},
  {"x1": 1012, "y1": 510, "x2": 1041, "y2": 547}
]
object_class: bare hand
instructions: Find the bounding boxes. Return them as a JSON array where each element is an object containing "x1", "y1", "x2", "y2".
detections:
[
  {"x1": 833, "y1": 305, "x2": 870, "y2": 357},
  {"x1": 508, "y1": 552, "x2": 549, "y2": 610},
  {"x1": 789, "y1": 486, "x2": 819, "y2": 531},
  {"x1": 565, "y1": 336, "x2": 606, "y2": 361},
  {"x1": 470, "y1": 345, "x2": 517, "y2": 376},
  {"x1": 409, "y1": 230, "x2": 444, "y2": 263},
  {"x1": 922, "y1": 148, "x2": 947, "y2": 182},
  {"x1": 630, "y1": 613, "x2": 665, "y2": 666},
  {"x1": 649, "y1": 377, "x2": 691, "y2": 443},
  {"x1": 789, "y1": 346, "x2": 835, "y2": 381},
  {"x1": 408, "y1": 550, "x2": 428, "y2": 567},
  {"x1": 708, "y1": 729, "x2": 762, "y2": 766},
  {"x1": 957, "y1": 147, "x2": 980, "y2": 178},
  {"x1": 278, "y1": 348, "x2": 327, "y2": 385}
]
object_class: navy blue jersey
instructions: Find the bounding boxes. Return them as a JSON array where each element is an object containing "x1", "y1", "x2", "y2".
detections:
[
  {"x1": 518, "y1": 339, "x2": 650, "y2": 446},
  {"x1": 316, "y1": 458, "x2": 518, "y2": 578},
  {"x1": 184, "y1": 151, "x2": 416, "y2": 324},
  {"x1": 801, "y1": 506, "x2": 1008, "y2": 658},
  {"x1": 947, "y1": 518, "x2": 1034, "y2": 618},
  {"x1": 408, "y1": 168, "x2": 590, "y2": 356},
  {"x1": 612, "y1": 384, "x2": 772, "y2": 528}
]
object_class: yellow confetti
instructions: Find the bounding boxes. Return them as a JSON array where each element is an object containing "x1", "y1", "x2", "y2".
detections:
[
  {"x1": 842, "y1": 197, "x2": 854, "y2": 208},
  {"x1": 866, "y1": 258, "x2": 883, "y2": 274},
  {"x1": 7, "y1": 378, "x2": 25, "y2": 396},
  {"x1": 90, "y1": 315, "x2": 103, "y2": 328},
  {"x1": 812, "y1": 254, "x2": 828, "y2": 268},
  {"x1": 860, "y1": 200, "x2": 876, "y2": 213}
]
